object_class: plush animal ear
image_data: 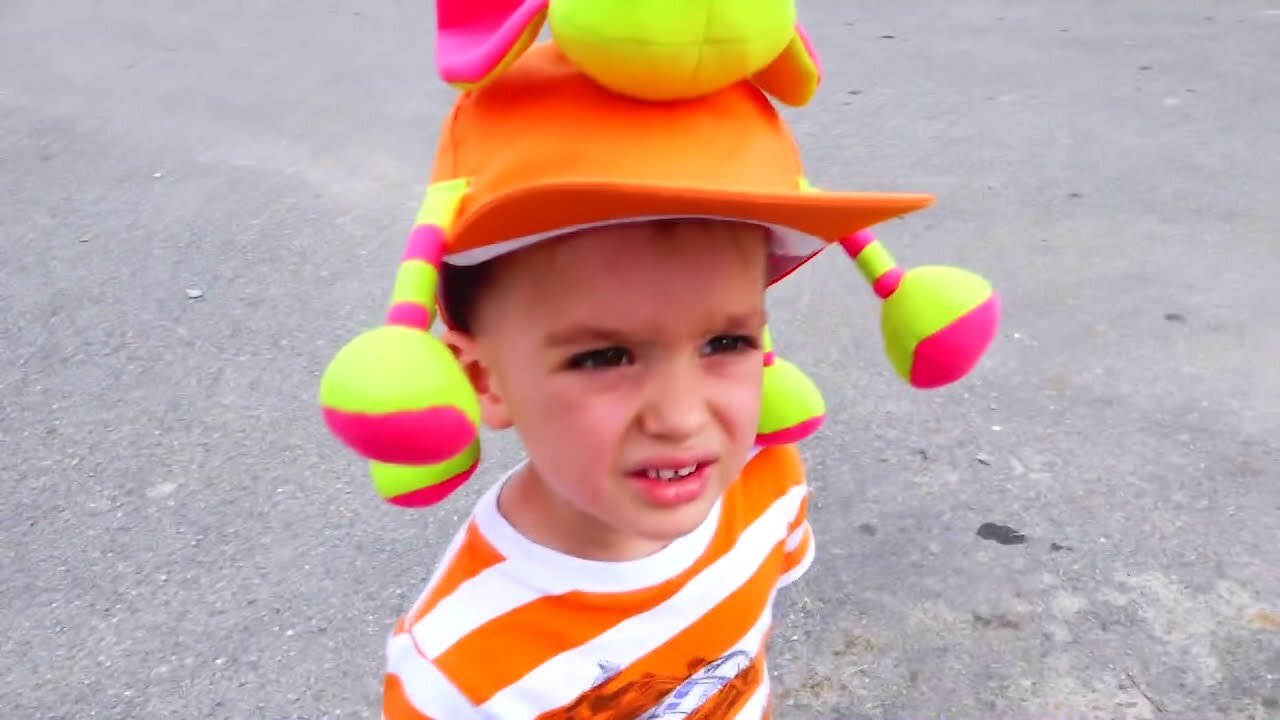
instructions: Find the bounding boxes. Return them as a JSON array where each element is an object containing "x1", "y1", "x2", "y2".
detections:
[
  {"x1": 751, "y1": 23, "x2": 822, "y2": 107},
  {"x1": 435, "y1": 0, "x2": 549, "y2": 90}
]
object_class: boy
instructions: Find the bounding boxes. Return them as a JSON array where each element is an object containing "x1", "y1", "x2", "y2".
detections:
[
  {"x1": 394, "y1": 218, "x2": 804, "y2": 719},
  {"x1": 320, "y1": 38, "x2": 996, "y2": 720}
]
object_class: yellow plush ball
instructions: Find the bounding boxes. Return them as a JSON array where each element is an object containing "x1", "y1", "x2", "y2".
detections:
[
  {"x1": 756, "y1": 356, "x2": 826, "y2": 445},
  {"x1": 548, "y1": 0, "x2": 797, "y2": 101}
]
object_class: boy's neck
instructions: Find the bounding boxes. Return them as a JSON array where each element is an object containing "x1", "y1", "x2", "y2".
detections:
[{"x1": 496, "y1": 463, "x2": 674, "y2": 563}]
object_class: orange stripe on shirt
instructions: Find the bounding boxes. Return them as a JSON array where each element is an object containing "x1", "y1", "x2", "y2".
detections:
[
  {"x1": 406, "y1": 521, "x2": 507, "y2": 624},
  {"x1": 787, "y1": 493, "x2": 809, "y2": 536},
  {"x1": 754, "y1": 444, "x2": 805, "y2": 495},
  {"x1": 432, "y1": 464, "x2": 790, "y2": 704}
]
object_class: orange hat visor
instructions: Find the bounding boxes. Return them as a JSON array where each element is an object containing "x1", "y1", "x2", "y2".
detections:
[{"x1": 430, "y1": 41, "x2": 933, "y2": 281}]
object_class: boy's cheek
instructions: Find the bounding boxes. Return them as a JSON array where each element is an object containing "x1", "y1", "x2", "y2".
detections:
[
  {"x1": 720, "y1": 367, "x2": 766, "y2": 422},
  {"x1": 514, "y1": 381, "x2": 632, "y2": 438}
]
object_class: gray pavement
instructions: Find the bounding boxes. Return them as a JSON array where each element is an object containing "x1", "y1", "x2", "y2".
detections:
[{"x1": 2, "y1": 1, "x2": 1277, "y2": 718}]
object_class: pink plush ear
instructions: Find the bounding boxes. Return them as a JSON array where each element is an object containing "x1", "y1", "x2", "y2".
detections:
[
  {"x1": 435, "y1": 0, "x2": 549, "y2": 89},
  {"x1": 752, "y1": 23, "x2": 823, "y2": 107}
]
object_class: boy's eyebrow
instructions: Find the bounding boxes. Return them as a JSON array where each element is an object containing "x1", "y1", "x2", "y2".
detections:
[
  {"x1": 543, "y1": 326, "x2": 629, "y2": 348},
  {"x1": 543, "y1": 312, "x2": 767, "y2": 348},
  {"x1": 723, "y1": 310, "x2": 768, "y2": 331}
]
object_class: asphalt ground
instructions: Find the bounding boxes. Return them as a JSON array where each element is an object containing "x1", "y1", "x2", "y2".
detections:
[{"x1": 2, "y1": 1, "x2": 1277, "y2": 718}]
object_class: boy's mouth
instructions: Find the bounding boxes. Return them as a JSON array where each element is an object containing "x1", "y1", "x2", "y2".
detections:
[
  {"x1": 642, "y1": 464, "x2": 700, "y2": 481},
  {"x1": 628, "y1": 456, "x2": 716, "y2": 480},
  {"x1": 627, "y1": 457, "x2": 717, "y2": 508}
]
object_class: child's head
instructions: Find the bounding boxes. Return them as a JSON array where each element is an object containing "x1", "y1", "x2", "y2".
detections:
[
  {"x1": 318, "y1": 38, "x2": 998, "y2": 532},
  {"x1": 442, "y1": 218, "x2": 770, "y2": 554}
]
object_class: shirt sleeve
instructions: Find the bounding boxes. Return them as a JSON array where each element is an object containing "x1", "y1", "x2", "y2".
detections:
[
  {"x1": 383, "y1": 625, "x2": 481, "y2": 720},
  {"x1": 777, "y1": 483, "x2": 815, "y2": 588}
]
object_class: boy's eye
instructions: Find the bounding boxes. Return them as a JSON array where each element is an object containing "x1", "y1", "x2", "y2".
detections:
[
  {"x1": 567, "y1": 346, "x2": 634, "y2": 370},
  {"x1": 702, "y1": 334, "x2": 758, "y2": 356}
]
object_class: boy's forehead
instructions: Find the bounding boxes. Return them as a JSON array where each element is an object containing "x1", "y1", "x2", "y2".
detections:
[
  {"x1": 475, "y1": 221, "x2": 768, "y2": 314},
  {"x1": 440, "y1": 218, "x2": 777, "y2": 334},
  {"x1": 494, "y1": 219, "x2": 768, "y2": 279},
  {"x1": 448, "y1": 216, "x2": 774, "y2": 263}
]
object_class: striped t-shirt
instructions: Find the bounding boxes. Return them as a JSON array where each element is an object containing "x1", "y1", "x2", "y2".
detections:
[{"x1": 383, "y1": 443, "x2": 815, "y2": 720}]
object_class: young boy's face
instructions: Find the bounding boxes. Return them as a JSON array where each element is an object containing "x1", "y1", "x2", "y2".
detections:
[{"x1": 447, "y1": 220, "x2": 769, "y2": 560}]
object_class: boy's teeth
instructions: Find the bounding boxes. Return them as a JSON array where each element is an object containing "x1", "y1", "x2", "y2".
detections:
[{"x1": 645, "y1": 465, "x2": 698, "y2": 481}]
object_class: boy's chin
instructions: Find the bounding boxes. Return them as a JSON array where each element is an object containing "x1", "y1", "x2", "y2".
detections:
[
  {"x1": 628, "y1": 466, "x2": 740, "y2": 543},
  {"x1": 630, "y1": 501, "x2": 719, "y2": 546}
]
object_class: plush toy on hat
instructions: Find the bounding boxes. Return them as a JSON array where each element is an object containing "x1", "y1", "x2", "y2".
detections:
[{"x1": 435, "y1": 0, "x2": 823, "y2": 106}]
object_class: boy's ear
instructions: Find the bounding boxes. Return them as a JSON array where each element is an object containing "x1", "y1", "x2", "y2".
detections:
[{"x1": 443, "y1": 329, "x2": 514, "y2": 430}]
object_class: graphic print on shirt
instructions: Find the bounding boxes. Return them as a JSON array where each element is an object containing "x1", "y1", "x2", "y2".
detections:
[
  {"x1": 546, "y1": 650, "x2": 764, "y2": 719},
  {"x1": 591, "y1": 660, "x2": 623, "y2": 688}
]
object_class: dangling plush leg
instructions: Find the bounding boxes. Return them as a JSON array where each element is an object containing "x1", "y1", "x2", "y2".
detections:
[
  {"x1": 319, "y1": 178, "x2": 482, "y2": 507},
  {"x1": 370, "y1": 439, "x2": 481, "y2": 509},
  {"x1": 755, "y1": 325, "x2": 826, "y2": 446},
  {"x1": 840, "y1": 229, "x2": 999, "y2": 389}
]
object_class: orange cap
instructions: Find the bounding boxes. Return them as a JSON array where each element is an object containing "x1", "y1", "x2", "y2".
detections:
[{"x1": 429, "y1": 40, "x2": 934, "y2": 282}]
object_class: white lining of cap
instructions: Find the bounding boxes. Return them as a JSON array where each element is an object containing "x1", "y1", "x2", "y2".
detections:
[{"x1": 441, "y1": 214, "x2": 827, "y2": 269}]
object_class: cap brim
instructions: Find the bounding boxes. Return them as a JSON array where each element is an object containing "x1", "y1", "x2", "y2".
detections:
[{"x1": 444, "y1": 181, "x2": 935, "y2": 283}]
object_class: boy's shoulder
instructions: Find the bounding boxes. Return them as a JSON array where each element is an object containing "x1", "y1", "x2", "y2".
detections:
[{"x1": 739, "y1": 442, "x2": 807, "y2": 497}]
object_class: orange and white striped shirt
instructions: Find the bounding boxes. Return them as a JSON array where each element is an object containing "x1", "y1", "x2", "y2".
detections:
[{"x1": 383, "y1": 444, "x2": 815, "y2": 720}]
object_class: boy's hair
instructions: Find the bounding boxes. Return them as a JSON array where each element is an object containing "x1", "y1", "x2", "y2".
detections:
[
  {"x1": 439, "y1": 218, "x2": 764, "y2": 335},
  {"x1": 440, "y1": 260, "x2": 496, "y2": 335}
]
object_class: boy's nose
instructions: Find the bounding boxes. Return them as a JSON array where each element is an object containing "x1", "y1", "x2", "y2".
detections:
[{"x1": 638, "y1": 358, "x2": 711, "y2": 441}]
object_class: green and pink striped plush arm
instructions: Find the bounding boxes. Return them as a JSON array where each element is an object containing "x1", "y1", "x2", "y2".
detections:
[
  {"x1": 318, "y1": 179, "x2": 483, "y2": 508},
  {"x1": 840, "y1": 229, "x2": 999, "y2": 388}
]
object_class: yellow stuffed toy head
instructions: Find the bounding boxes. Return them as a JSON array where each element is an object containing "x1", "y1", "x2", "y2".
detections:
[{"x1": 435, "y1": 0, "x2": 822, "y2": 105}]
